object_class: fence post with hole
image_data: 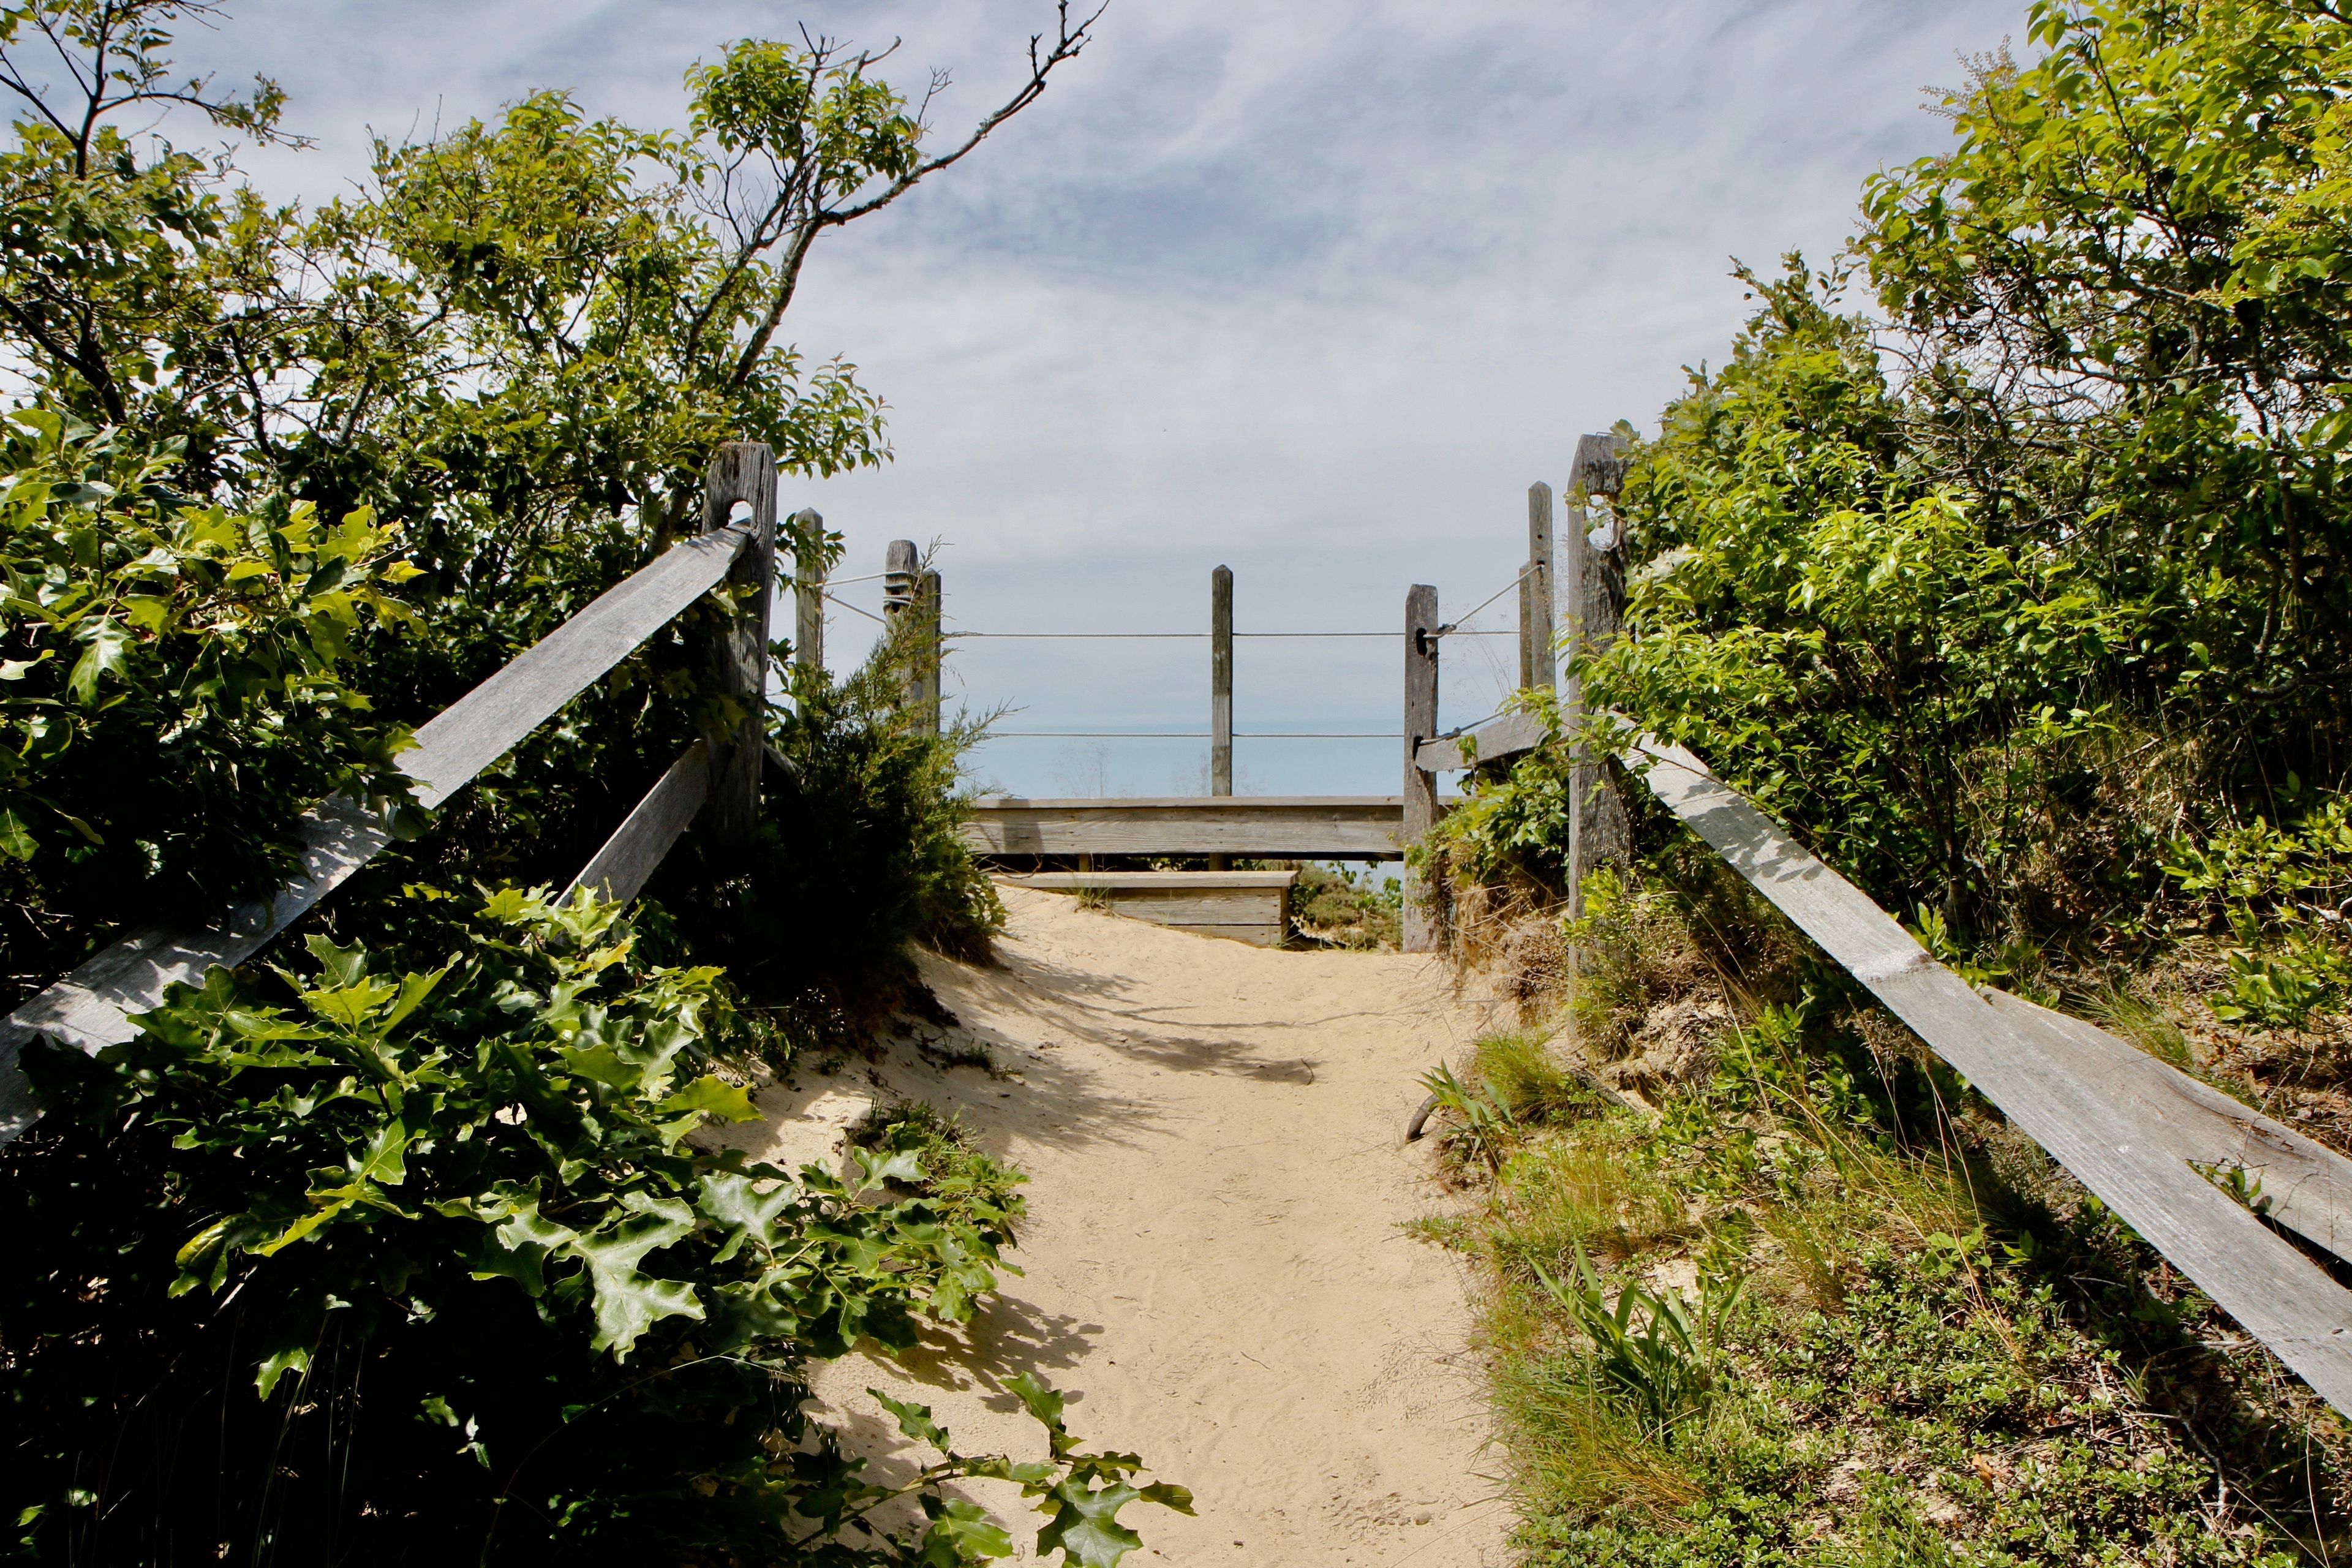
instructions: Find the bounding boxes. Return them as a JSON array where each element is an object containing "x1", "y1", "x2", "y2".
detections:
[
  {"x1": 1401, "y1": 582, "x2": 1442, "y2": 952},
  {"x1": 882, "y1": 538, "x2": 921, "y2": 719},
  {"x1": 701, "y1": 441, "x2": 777, "y2": 854},
  {"x1": 1563, "y1": 432, "x2": 1630, "y2": 918}
]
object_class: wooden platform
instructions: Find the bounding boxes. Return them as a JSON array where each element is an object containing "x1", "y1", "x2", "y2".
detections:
[
  {"x1": 964, "y1": 796, "x2": 1404, "y2": 860},
  {"x1": 998, "y1": 870, "x2": 1297, "y2": 946}
]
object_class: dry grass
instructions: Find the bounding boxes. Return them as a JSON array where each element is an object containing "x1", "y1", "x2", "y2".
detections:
[
  {"x1": 1471, "y1": 1030, "x2": 1590, "y2": 1122},
  {"x1": 1485, "y1": 1123, "x2": 1694, "y2": 1274},
  {"x1": 1487, "y1": 1348, "x2": 1706, "y2": 1524}
]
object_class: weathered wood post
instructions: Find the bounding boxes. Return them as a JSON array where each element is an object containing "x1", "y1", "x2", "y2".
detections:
[
  {"x1": 1563, "y1": 433, "x2": 1630, "y2": 919},
  {"x1": 701, "y1": 442, "x2": 777, "y2": 853},
  {"x1": 792, "y1": 507, "x2": 825, "y2": 687},
  {"x1": 914, "y1": 568, "x2": 943, "y2": 736},
  {"x1": 882, "y1": 539, "x2": 918, "y2": 622},
  {"x1": 1401, "y1": 583, "x2": 1442, "y2": 952},
  {"x1": 1209, "y1": 564, "x2": 1234, "y2": 869},
  {"x1": 1521, "y1": 481, "x2": 1556, "y2": 693},
  {"x1": 881, "y1": 538, "x2": 924, "y2": 723}
]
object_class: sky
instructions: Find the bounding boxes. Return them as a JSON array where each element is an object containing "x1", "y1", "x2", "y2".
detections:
[{"x1": 167, "y1": 0, "x2": 2025, "y2": 797}]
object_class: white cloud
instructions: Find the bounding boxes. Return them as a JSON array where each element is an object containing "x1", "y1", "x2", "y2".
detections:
[{"x1": 169, "y1": 0, "x2": 2021, "y2": 794}]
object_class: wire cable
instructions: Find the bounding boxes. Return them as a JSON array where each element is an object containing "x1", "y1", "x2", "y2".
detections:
[
  {"x1": 1430, "y1": 565, "x2": 1531, "y2": 641},
  {"x1": 824, "y1": 591, "x2": 888, "y2": 625},
  {"x1": 944, "y1": 628, "x2": 1512, "y2": 641},
  {"x1": 981, "y1": 731, "x2": 1403, "y2": 740}
]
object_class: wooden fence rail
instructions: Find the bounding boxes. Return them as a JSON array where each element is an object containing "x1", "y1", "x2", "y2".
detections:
[
  {"x1": 0, "y1": 443, "x2": 785, "y2": 1144},
  {"x1": 1632, "y1": 735, "x2": 2352, "y2": 1413},
  {"x1": 1384, "y1": 431, "x2": 2352, "y2": 1415}
]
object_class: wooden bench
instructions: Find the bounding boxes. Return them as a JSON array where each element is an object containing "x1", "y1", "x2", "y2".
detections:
[{"x1": 997, "y1": 870, "x2": 1297, "y2": 947}]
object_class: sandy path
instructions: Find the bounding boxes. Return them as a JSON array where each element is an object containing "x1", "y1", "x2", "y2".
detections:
[{"x1": 731, "y1": 886, "x2": 1513, "y2": 1567}]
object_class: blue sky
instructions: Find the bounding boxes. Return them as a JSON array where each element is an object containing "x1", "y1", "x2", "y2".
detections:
[{"x1": 173, "y1": 0, "x2": 2022, "y2": 796}]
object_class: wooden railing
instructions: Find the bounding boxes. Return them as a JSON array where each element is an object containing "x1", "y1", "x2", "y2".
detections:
[
  {"x1": 0, "y1": 442, "x2": 790, "y2": 1144},
  {"x1": 1393, "y1": 429, "x2": 2352, "y2": 1416}
]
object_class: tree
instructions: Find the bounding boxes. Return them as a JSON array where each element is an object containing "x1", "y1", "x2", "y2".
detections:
[{"x1": 0, "y1": 0, "x2": 1099, "y2": 988}]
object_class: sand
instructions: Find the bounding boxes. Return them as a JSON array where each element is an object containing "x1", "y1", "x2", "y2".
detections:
[{"x1": 727, "y1": 884, "x2": 1515, "y2": 1567}]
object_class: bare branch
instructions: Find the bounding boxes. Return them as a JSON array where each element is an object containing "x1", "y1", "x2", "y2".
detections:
[{"x1": 829, "y1": 0, "x2": 1103, "y2": 225}]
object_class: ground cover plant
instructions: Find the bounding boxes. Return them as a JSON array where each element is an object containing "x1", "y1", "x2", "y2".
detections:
[
  {"x1": 1422, "y1": 870, "x2": 2352, "y2": 1564},
  {"x1": 9, "y1": 891, "x2": 1185, "y2": 1562},
  {"x1": 0, "y1": 1, "x2": 1188, "y2": 1560}
]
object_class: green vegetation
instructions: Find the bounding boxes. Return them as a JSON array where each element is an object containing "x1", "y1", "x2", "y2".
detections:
[
  {"x1": 1428, "y1": 0, "x2": 2352, "y2": 1556},
  {"x1": 1428, "y1": 882, "x2": 2349, "y2": 1563},
  {"x1": 1289, "y1": 862, "x2": 1401, "y2": 949},
  {"x1": 0, "y1": 2, "x2": 1191, "y2": 1561}
]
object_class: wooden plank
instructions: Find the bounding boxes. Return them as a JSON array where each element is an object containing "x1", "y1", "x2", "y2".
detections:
[
  {"x1": 1002, "y1": 872, "x2": 1293, "y2": 943},
  {"x1": 964, "y1": 797, "x2": 1407, "y2": 859},
  {"x1": 0, "y1": 523, "x2": 755, "y2": 1140},
  {"x1": 1401, "y1": 584, "x2": 1441, "y2": 952},
  {"x1": 792, "y1": 507, "x2": 825, "y2": 684},
  {"x1": 1163, "y1": 922, "x2": 1286, "y2": 947},
  {"x1": 1981, "y1": 989, "x2": 2352, "y2": 1265},
  {"x1": 975, "y1": 795, "x2": 1403, "y2": 810},
  {"x1": 1629, "y1": 736, "x2": 2352, "y2": 1415},
  {"x1": 408, "y1": 524, "x2": 751, "y2": 807},
  {"x1": 1102, "y1": 893, "x2": 1287, "y2": 925},
  {"x1": 1415, "y1": 709, "x2": 1547, "y2": 774},
  {"x1": 1000, "y1": 872, "x2": 1299, "y2": 890},
  {"x1": 560, "y1": 741, "x2": 711, "y2": 908},
  {"x1": 1523, "y1": 481, "x2": 1555, "y2": 692},
  {"x1": 701, "y1": 442, "x2": 775, "y2": 851}
]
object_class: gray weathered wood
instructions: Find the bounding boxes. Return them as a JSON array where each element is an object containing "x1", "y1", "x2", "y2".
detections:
[
  {"x1": 883, "y1": 540, "x2": 919, "y2": 620},
  {"x1": 1000, "y1": 870, "x2": 1300, "y2": 891},
  {"x1": 1629, "y1": 735, "x2": 2352, "y2": 1415},
  {"x1": 560, "y1": 741, "x2": 712, "y2": 908},
  {"x1": 792, "y1": 507, "x2": 825, "y2": 687},
  {"x1": 0, "y1": 522, "x2": 754, "y2": 1140},
  {"x1": 1401, "y1": 584, "x2": 1442, "y2": 952},
  {"x1": 1522, "y1": 482, "x2": 1555, "y2": 692},
  {"x1": 1210, "y1": 566, "x2": 1234, "y2": 797},
  {"x1": 701, "y1": 443, "x2": 776, "y2": 853},
  {"x1": 409, "y1": 525, "x2": 752, "y2": 807},
  {"x1": 1415, "y1": 709, "x2": 1547, "y2": 774},
  {"x1": 965, "y1": 796, "x2": 1408, "y2": 859},
  {"x1": 911, "y1": 569, "x2": 943, "y2": 736},
  {"x1": 1210, "y1": 564, "x2": 1234, "y2": 870},
  {"x1": 1565, "y1": 434, "x2": 1630, "y2": 918},
  {"x1": 1568, "y1": 431, "x2": 1630, "y2": 502},
  {"x1": 1158, "y1": 923, "x2": 1287, "y2": 946},
  {"x1": 1005, "y1": 870, "x2": 1295, "y2": 946},
  {"x1": 881, "y1": 538, "x2": 924, "y2": 725},
  {"x1": 1981, "y1": 989, "x2": 2352, "y2": 1265}
]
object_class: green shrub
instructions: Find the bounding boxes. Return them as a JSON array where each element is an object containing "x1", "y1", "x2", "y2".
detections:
[
  {"x1": 650, "y1": 628, "x2": 1003, "y2": 1035},
  {"x1": 0, "y1": 412, "x2": 420, "y2": 997},
  {"x1": 2165, "y1": 791, "x2": 2352, "y2": 1030},
  {"x1": 3, "y1": 888, "x2": 1178, "y2": 1562},
  {"x1": 1289, "y1": 862, "x2": 1401, "y2": 948}
]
